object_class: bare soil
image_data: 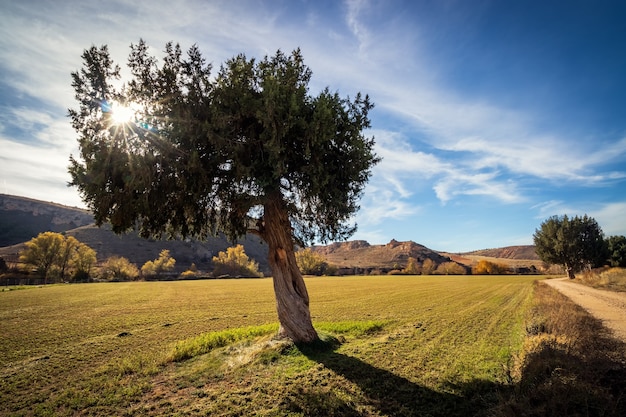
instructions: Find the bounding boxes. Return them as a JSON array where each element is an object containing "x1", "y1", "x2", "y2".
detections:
[{"x1": 543, "y1": 277, "x2": 626, "y2": 342}]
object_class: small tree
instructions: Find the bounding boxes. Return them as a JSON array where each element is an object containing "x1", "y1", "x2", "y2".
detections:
[
  {"x1": 212, "y1": 245, "x2": 261, "y2": 277},
  {"x1": 534, "y1": 214, "x2": 608, "y2": 279},
  {"x1": 435, "y1": 262, "x2": 467, "y2": 275},
  {"x1": 421, "y1": 258, "x2": 436, "y2": 275},
  {"x1": 20, "y1": 232, "x2": 66, "y2": 283},
  {"x1": 100, "y1": 256, "x2": 139, "y2": 281},
  {"x1": 295, "y1": 248, "x2": 328, "y2": 276},
  {"x1": 472, "y1": 260, "x2": 508, "y2": 275},
  {"x1": 71, "y1": 242, "x2": 97, "y2": 282},
  {"x1": 141, "y1": 249, "x2": 176, "y2": 278},
  {"x1": 403, "y1": 257, "x2": 421, "y2": 275},
  {"x1": 606, "y1": 235, "x2": 626, "y2": 267}
]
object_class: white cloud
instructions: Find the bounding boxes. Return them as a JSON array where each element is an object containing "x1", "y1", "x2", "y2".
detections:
[{"x1": 590, "y1": 202, "x2": 626, "y2": 237}]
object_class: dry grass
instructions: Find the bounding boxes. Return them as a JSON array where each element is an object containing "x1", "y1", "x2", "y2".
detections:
[
  {"x1": 495, "y1": 281, "x2": 626, "y2": 416},
  {"x1": 577, "y1": 267, "x2": 626, "y2": 292},
  {"x1": 2, "y1": 275, "x2": 624, "y2": 416}
]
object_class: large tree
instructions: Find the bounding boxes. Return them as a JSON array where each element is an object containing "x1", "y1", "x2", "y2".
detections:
[
  {"x1": 68, "y1": 41, "x2": 378, "y2": 343},
  {"x1": 533, "y1": 214, "x2": 608, "y2": 279}
]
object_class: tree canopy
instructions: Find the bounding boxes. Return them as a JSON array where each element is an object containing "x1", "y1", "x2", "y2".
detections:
[
  {"x1": 533, "y1": 214, "x2": 608, "y2": 279},
  {"x1": 19, "y1": 232, "x2": 97, "y2": 283},
  {"x1": 68, "y1": 41, "x2": 378, "y2": 342}
]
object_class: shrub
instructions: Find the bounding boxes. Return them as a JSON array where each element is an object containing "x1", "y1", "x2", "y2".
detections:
[
  {"x1": 99, "y1": 256, "x2": 139, "y2": 281},
  {"x1": 472, "y1": 259, "x2": 508, "y2": 275},
  {"x1": 434, "y1": 262, "x2": 467, "y2": 275}
]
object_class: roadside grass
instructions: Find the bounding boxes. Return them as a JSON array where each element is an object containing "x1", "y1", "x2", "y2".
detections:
[
  {"x1": 576, "y1": 267, "x2": 626, "y2": 292},
  {"x1": 3, "y1": 275, "x2": 622, "y2": 416},
  {"x1": 496, "y1": 281, "x2": 626, "y2": 416}
]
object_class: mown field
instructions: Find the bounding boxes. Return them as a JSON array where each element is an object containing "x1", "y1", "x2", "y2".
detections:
[{"x1": 1, "y1": 275, "x2": 623, "y2": 416}]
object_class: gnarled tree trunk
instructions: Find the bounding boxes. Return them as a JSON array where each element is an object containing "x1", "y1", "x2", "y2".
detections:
[{"x1": 261, "y1": 194, "x2": 318, "y2": 343}]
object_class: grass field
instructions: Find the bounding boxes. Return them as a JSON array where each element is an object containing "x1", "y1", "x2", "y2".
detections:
[{"x1": 1, "y1": 275, "x2": 623, "y2": 416}]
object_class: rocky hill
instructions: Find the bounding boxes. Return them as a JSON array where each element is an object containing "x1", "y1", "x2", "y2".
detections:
[
  {"x1": 462, "y1": 246, "x2": 539, "y2": 260},
  {"x1": 311, "y1": 239, "x2": 453, "y2": 273},
  {"x1": 0, "y1": 194, "x2": 94, "y2": 247}
]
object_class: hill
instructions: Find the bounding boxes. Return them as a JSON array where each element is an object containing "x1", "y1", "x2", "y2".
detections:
[
  {"x1": 0, "y1": 194, "x2": 93, "y2": 246},
  {"x1": 0, "y1": 194, "x2": 269, "y2": 273},
  {"x1": 1, "y1": 194, "x2": 536, "y2": 274},
  {"x1": 462, "y1": 245, "x2": 539, "y2": 260},
  {"x1": 311, "y1": 239, "x2": 453, "y2": 273}
]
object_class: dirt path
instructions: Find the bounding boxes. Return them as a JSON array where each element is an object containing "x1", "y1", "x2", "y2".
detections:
[{"x1": 543, "y1": 277, "x2": 626, "y2": 343}]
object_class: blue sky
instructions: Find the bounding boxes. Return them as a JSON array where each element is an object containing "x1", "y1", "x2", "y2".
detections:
[{"x1": 1, "y1": 0, "x2": 625, "y2": 252}]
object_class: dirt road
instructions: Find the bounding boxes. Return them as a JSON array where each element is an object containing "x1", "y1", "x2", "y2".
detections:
[{"x1": 543, "y1": 277, "x2": 626, "y2": 343}]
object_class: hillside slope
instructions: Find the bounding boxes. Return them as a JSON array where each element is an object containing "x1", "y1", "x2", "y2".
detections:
[
  {"x1": 0, "y1": 194, "x2": 94, "y2": 246},
  {"x1": 312, "y1": 239, "x2": 453, "y2": 272}
]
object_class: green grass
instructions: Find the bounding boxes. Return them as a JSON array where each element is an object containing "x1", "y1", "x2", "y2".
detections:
[{"x1": 0, "y1": 275, "x2": 555, "y2": 416}]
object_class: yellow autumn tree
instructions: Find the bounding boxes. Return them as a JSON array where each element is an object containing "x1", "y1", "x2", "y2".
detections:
[
  {"x1": 472, "y1": 260, "x2": 509, "y2": 275},
  {"x1": 212, "y1": 245, "x2": 261, "y2": 277},
  {"x1": 295, "y1": 248, "x2": 328, "y2": 275},
  {"x1": 141, "y1": 249, "x2": 176, "y2": 278}
]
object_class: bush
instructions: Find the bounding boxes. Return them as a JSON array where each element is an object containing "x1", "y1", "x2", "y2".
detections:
[
  {"x1": 99, "y1": 256, "x2": 140, "y2": 281},
  {"x1": 434, "y1": 262, "x2": 467, "y2": 275},
  {"x1": 472, "y1": 259, "x2": 508, "y2": 275}
]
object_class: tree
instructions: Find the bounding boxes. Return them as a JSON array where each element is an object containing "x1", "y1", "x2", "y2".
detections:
[
  {"x1": 70, "y1": 241, "x2": 97, "y2": 282},
  {"x1": 295, "y1": 248, "x2": 328, "y2": 276},
  {"x1": 472, "y1": 259, "x2": 508, "y2": 275},
  {"x1": 435, "y1": 262, "x2": 467, "y2": 275},
  {"x1": 68, "y1": 41, "x2": 378, "y2": 343},
  {"x1": 19, "y1": 232, "x2": 98, "y2": 283},
  {"x1": 606, "y1": 235, "x2": 626, "y2": 267},
  {"x1": 533, "y1": 215, "x2": 608, "y2": 279},
  {"x1": 421, "y1": 258, "x2": 436, "y2": 275},
  {"x1": 20, "y1": 232, "x2": 65, "y2": 283},
  {"x1": 403, "y1": 257, "x2": 420, "y2": 275},
  {"x1": 141, "y1": 249, "x2": 176, "y2": 278},
  {"x1": 100, "y1": 256, "x2": 139, "y2": 281},
  {"x1": 212, "y1": 245, "x2": 261, "y2": 277}
]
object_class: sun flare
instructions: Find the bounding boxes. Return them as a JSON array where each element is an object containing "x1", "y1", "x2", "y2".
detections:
[{"x1": 110, "y1": 101, "x2": 139, "y2": 125}]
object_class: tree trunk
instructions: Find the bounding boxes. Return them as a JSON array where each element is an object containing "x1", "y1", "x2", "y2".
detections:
[
  {"x1": 262, "y1": 194, "x2": 319, "y2": 343},
  {"x1": 565, "y1": 264, "x2": 575, "y2": 279}
]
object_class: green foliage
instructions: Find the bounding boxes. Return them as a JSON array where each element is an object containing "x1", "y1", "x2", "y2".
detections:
[
  {"x1": 68, "y1": 41, "x2": 378, "y2": 245},
  {"x1": 606, "y1": 235, "x2": 626, "y2": 267},
  {"x1": 141, "y1": 249, "x2": 176, "y2": 277},
  {"x1": 472, "y1": 259, "x2": 508, "y2": 275},
  {"x1": 534, "y1": 215, "x2": 608, "y2": 278},
  {"x1": 168, "y1": 324, "x2": 279, "y2": 362},
  {"x1": 99, "y1": 256, "x2": 139, "y2": 281},
  {"x1": 19, "y1": 232, "x2": 97, "y2": 282},
  {"x1": 295, "y1": 248, "x2": 328, "y2": 275},
  {"x1": 212, "y1": 244, "x2": 261, "y2": 277}
]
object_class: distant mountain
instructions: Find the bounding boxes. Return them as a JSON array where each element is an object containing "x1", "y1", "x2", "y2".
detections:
[
  {"x1": 311, "y1": 239, "x2": 454, "y2": 273},
  {"x1": 1, "y1": 194, "x2": 536, "y2": 275},
  {"x1": 0, "y1": 194, "x2": 269, "y2": 273},
  {"x1": 461, "y1": 246, "x2": 539, "y2": 260},
  {"x1": 0, "y1": 194, "x2": 94, "y2": 247}
]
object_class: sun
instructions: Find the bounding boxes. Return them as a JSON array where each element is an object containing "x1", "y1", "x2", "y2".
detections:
[{"x1": 109, "y1": 101, "x2": 139, "y2": 125}]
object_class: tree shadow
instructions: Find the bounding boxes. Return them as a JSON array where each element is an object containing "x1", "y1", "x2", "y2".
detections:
[{"x1": 291, "y1": 341, "x2": 501, "y2": 417}]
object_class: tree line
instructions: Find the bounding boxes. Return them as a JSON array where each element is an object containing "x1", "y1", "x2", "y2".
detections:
[{"x1": 4, "y1": 233, "x2": 263, "y2": 283}]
